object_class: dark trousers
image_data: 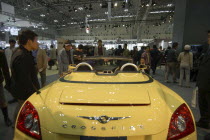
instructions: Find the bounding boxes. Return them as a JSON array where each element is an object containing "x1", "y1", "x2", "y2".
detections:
[
  {"x1": 198, "y1": 88, "x2": 210, "y2": 123},
  {"x1": 151, "y1": 61, "x2": 157, "y2": 74},
  {"x1": 0, "y1": 83, "x2": 6, "y2": 108}
]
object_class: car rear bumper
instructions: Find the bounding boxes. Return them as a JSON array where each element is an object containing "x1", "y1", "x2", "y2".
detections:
[{"x1": 14, "y1": 127, "x2": 197, "y2": 140}]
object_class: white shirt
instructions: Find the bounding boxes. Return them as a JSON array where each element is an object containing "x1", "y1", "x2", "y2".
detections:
[{"x1": 4, "y1": 47, "x2": 15, "y2": 68}]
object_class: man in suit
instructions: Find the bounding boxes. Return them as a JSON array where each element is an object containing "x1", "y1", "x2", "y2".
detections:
[
  {"x1": 0, "y1": 51, "x2": 12, "y2": 126},
  {"x1": 59, "y1": 42, "x2": 74, "y2": 76},
  {"x1": 196, "y1": 30, "x2": 210, "y2": 130}
]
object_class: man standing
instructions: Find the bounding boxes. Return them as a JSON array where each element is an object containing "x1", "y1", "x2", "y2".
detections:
[
  {"x1": 74, "y1": 44, "x2": 84, "y2": 65},
  {"x1": 141, "y1": 46, "x2": 151, "y2": 74},
  {"x1": 10, "y1": 30, "x2": 40, "y2": 120},
  {"x1": 165, "y1": 42, "x2": 178, "y2": 83},
  {"x1": 94, "y1": 40, "x2": 106, "y2": 56},
  {"x1": 0, "y1": 51, "x2": 12, "y2": 126},
  {"x1": 49, "y1": 45, "x2": 58, "y2": 70},
  {"x1": 32, "y1": 47, "x2": 48, "y2": 88},
  {"x1": 150, "y1": 45, "x2": 160, "y2": 75},
  {"x1": 4, "y1": 39, "x2": 17, "y2": 104},
  {"x1": 196, "y1": 31, "x2": 210, "y2": 131},
  {"x1": 5, "y1": 39, "x2": 16, "y2": 68},
  {"x1": 59, "y1": 43, "x2": 74, "y2": 76},
  {"x1": 122, "y1": 44, "x2": 130, "y2": 57}
]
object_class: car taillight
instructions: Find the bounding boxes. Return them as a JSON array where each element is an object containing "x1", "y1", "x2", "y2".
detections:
[
  {"x1": 17, "y1": 101, "x2": 41, "y2": 140},
  {"x1": 167, "y1": 103, "x2": 195, "y2": 140}
]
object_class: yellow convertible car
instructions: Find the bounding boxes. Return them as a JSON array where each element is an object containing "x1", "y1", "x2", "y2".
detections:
[{"x1": 14, "y1": 57, "x2": 196, "y2": 140}]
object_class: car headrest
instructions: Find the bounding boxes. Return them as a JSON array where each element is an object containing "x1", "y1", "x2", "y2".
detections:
[
  {"x1": 120, "y1": 63, "x2": 139, "y2": 72},
  {"x1": 74, "y1": 62, "x2": 93, "y2": 72}
]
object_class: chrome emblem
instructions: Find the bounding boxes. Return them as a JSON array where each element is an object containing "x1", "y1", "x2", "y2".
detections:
[{"x1": 77, "y1": 115, "x2": 131, "y2": 124}]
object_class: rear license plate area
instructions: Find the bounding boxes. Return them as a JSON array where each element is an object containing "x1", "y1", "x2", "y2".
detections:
[{"x1": 80, "y1": 136, "x2": 127, "y2": 140}]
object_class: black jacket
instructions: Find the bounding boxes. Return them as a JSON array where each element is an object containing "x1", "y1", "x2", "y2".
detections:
[
  {"x1": 197, "y1": 45, "x2": 210, "y2": 92},
  {"x1": 166, "y1": 49, "x2": 178, "y2": 63},
  {"x1": 0, "y1": 51, "x2": 10, "y2": 85},
  {"x1": 10, "y1": 46, "x2": 40, "y2": 100}
]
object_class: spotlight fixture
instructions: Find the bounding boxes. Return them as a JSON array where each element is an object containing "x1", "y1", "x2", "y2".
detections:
[
  {"x1": 124, "y1": 9, "x2": 128, "y2": 12},
  {"x1": 146, "y1": 3, "x2": 150, "y2": 7},
  {"x1": 152, "y1": 1, "x2": 157, "y2": 6},
  {"x1": 122, "y1": 2, "x2": 126, "y2": 8},
  {"x1": 40, "y1": 14, "x2": 45, "y2": 17},
  {"x1": 73, "y1": 7, "x2": 77, "y2": 12},
  {"x1": 13, "y1": 17, "x2": 16, "y2": 23},
  {"x1": 27, "y1": 2, "x2": 31, "y2": 7},
  {"x1": 7, "y1": 17, "x2": 10, "y2": 22},
  {"x1": 84, "y1": 5, "x2": 88, "y2": 10},
  {"x1": 89, "y1": 4, "x2": 93, "y2": 10},
  {"x1": 78, "y1": 7, "x2": 83, "y2": 11}
]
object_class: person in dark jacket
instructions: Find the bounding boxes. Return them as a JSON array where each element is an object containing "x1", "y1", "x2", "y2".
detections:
[
  {"x1": 196, "y1": 31, "x2": 210, "y2": 130},
  {"x1": 10, "y1": 30, "x2": 40, "y2": 121},
  {"x1": 137, "y1": 47, "x2": 145, "y2": 65},
  {"x1": 165, "y1": 42, "x2": 178, "y2": 83},
  {"x1": 0, "y1": 51, "x2": 12, "y2": 126},
  {"x1": 150, "y1": 45, "x2": 160, "y2": 75}
]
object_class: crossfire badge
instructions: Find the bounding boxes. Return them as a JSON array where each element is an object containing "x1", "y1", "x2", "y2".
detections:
[{"x1": 77, "y1": 115, "x2": 131, "y2": 124}]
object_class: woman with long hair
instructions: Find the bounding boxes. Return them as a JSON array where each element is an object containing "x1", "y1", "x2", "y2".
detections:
[{"x1": 178, "y1": 45, "x2": 193, "y2": 87}]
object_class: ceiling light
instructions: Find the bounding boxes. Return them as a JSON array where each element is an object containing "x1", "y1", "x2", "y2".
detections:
[
  {"x1": 87, "y1": 15, "x2": 91, "y2": 17},
  {"x1": 73, "y1": 7, "x2": 77, "y2": 12},
  {"x1": 27, "y1": 2, "x2": 31, "y2": 7},
  {"x1": 124, "y1": 9, "x2": 128, "y2": 12},
  {"x1": 114, "y1": 2, "x2": 118, "y2": 7},
  {"x1": 150, "y1": 11, "x2": 172, "y2": 14},
  {"x1": 54, "y1": 20, "x2": 58, "y2": 22},
  {"x1": 146, "y1": 3, "x2": 150, "y2": 7},
  {"x1": 167, "y1": 4, "x2": 173, "y2": 7},
  {"x1": 152, "y1": 1, "x2": 157, "y2": 6},
  {"x1": 100, "y1": 3, "x2": 102, "y2": 7},
  {"x1": 40, "y1": 14, "x2": 45, "y2": 17},
  {"x1": 78, "y1": 7, "x2": 83, "y2": 10},
  {"x1": 105, "y1": 12, "x2": 108, "y2": 14},
  {"x1": 62, "y1": 25, "x2": 66, "y2": 27}
]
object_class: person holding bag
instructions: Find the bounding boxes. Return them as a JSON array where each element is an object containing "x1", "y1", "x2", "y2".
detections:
[{"x1": 177, "y1": 45, "x2": 193, "y2": 87}]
